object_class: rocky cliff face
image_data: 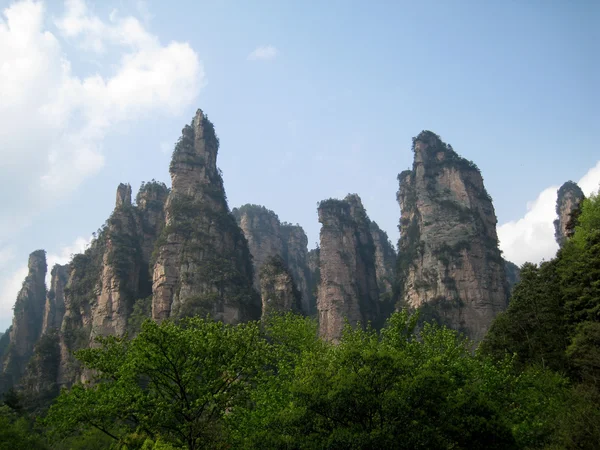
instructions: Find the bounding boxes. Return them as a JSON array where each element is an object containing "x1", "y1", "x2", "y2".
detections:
[
  {"x1": 259, "y1": 256, "x2": 302, "y2": 318},
  {"x1": 369, "y1": 221, "x2": 396, "y2": 309},
  {"x1": 231, "y1": 205, "x2": 283, "y2": 291},
  {"x1": 58, "y1": 181, "x2": 168, "y2": 385},
  {"x1": 554, "y1": 181, "x2": 585, "y2": 247},
  {"x1": 1, "y1": 250, "x2": 47, "y2": 388},
  {"x1": 396, "y1": 131, "x2": 508, "y2": 341},
  {"x1": 307, "y1": 248, "x2": 320, "y2": 311},
  {"x1": 232, "y1": 205, "x2": 314, "y2": 316},
  {"x1": 152, "y1": 110, "x2": 259, "y2": 323},
  {"x1": 90, "y1": 184, "x2": 141, "y2": 340},
  {"x1": 41, "y1": 264, "x2": 69, "y2": 335},
  {"x1": 317, "y1": 194, "x2": 381, "y2": 342},
  {"x1": 281, "y1": 224, "x2": 313, "y2": 315}
]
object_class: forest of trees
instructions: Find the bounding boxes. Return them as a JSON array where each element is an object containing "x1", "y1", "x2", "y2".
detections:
[{"x1": 1, "y1": 192, "x2": 599, "y2": 449}]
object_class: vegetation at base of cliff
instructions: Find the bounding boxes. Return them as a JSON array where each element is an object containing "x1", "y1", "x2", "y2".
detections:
[
  {"x1": 18, "y1": 330, "x2": 61, "y2": 414},
  {"x1": 0, "y1": 311, "x2": 583, "y2": 449},
  {"x1": 126, "y1": 297, "x2": 152, "y2": 336},
  {"x1": 481, "y1": 191, "x2": 600, "y2": 446}
]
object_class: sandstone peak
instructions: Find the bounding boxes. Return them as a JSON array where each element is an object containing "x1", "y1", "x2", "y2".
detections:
[
  {"x1": 116, "y1": 183, "x2": 132, "y2": 208},
  {"x1": 554, "y1": 181, "x2": 585, "y2": 247},
  {"x1": 153, "y1": 109, "x2": 258, "y2": 323},
  {"x1": 1, "y1": 250, "x2": 48, "y2": 387},
  {"x1": 28, "y1": 249, "x2": 47, "y2": 274},
  {"x1": 169, "y1": 109, "x2": 220, "y2": 195},
  {"x1": 397, "y1": 132, "x2": 508, "y2": 341},
  {"x1": 317, "y1": 194, "x2": 381, "y2": 342}
]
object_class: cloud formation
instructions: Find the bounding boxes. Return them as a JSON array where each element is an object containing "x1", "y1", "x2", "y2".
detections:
[
  {"x1": 0, "y1": 0, "x2": 203, "y2": 244},
  {"x1": 498, "y1": 161, "x2": 600, "y2": 266},
  {"x1": 247, "y1": 45, "x2": 278, "y2": 61},
  {"x1": 0, "y1": 0, "x2": 203, "y2": 329}
]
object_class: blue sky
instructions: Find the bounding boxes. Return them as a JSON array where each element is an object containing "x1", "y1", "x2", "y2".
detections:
[{"x1": 0, "y1": 0, "x2": 598, "y2": 331}]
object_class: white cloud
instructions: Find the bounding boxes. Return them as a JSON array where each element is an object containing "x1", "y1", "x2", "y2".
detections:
[
  {"x1": 46, "y1": 235, "x2": 92, "y2": 282},
  {"x1": 247, "y1": 45, "x2": 278, "y2": 61},
  {"x1": 0, "y1": 0, "x2": 203, "y2": 244},
  {"x1": 498, "y1": 161, "x2": 600, "y2": 266},
  {"x1": 0, "y1": 266, "x2": 28, "y2": 328}
]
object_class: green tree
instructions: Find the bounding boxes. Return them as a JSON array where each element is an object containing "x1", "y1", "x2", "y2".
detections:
[
  {"x1": 45, "y1": 318, "x2": 268, "y2": 449},
  {"x1": 231, "y1": 311, "x2": 573, "y2": 449},
  {"x1": 480, "y1": 261, "x2": 568, "y2": 372}
]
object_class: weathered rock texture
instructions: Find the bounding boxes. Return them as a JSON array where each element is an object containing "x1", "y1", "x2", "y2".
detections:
[
  {"x1": 396, "y1": 131, "x2": 509, "y2": 341},
  {"x1": 317, "y1": 194, "x2": 381, "y2": 342},
  {"x1": 232, "y1": 205, "x2": 315, "y2": 316},
  {"x1": 307, "y1": 248, "x2": 320, "y2": 313},
  {"x1": 554, "y1": 181, "x2": 585, "y2": 247},
  {"x1": 232, "y1": 205, "x2": 283, "y2": 290},
  {"x1": 369, "y1": 221, "x2": 397, "y2": 305},
  {"x1": 259, "y1": 256, "x2": 302, "y2": 318},
  {"x1": 152, "y1": 110, "x2": 259, "y2": 323},
  {"x1": 0, "y1": 250, "x2": 47, "y2": 388},
  {"x1": 281, "y1": 224, "x2": 313, "y2": 315},
  {"x1": 91, "y1": 184, "x2": 140, "y2": 339},
  {"x1": 58, "y1": 180, "x2": 168, "y2": 385},
  {"x1": 41, "y1": 264, "x2": 69, "y2": 335}
]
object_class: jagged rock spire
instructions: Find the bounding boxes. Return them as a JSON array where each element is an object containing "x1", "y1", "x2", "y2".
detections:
[
  {"x1": 1, "y1": 250, "x2": 47, "y2": 387},
  {"x1": 554, "y1": 181, "x2": 584, "y2": 247},
  {"x1": 152, "y1": 109, "x2": 259, "y2": 323}
]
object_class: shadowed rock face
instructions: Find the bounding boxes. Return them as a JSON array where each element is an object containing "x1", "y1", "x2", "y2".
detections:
[
  {"x1": 396, "y1": 131, "x2": 509, "y2": 342},
  {"x1": 59, "y1": 181, "x2": 168, "y2": 386},
  {"x1": 554, "y1": 181, "x2": 585, "y2": 247},
  {"x1": 281, "y1": 225, "x2": 313, "y2": 315},
  {"x1": 259, "y1": 256, "x2": 302, "y2": 318},
  {"x1": 369, "y1": 221, "x2": 397, "y2": 316},
  {"x1": 152, "y1": 110, "x2": 259, "y2": 323},
  {"x1": 231, "y1": 205, "x2": 283, "y2": 291},
  {"x1": 317, "y1": 194, "x2": 381, "y2": 342},
  {"x1": 232, "y1": 205, "x2": 314, "y2": 316},
  {"x1": 1, "y1": 250, "x2": 47, "y2": 387},
  {"x1": 41, "y1": 264, "x2": 69, "y2": 335}
]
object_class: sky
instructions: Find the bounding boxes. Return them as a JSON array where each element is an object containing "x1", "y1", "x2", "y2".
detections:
[{"x1": 0, "y1": 0, "x2": 598, "y2": 331}]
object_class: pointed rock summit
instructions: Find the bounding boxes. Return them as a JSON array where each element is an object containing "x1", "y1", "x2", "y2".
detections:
[
  {"x1": 396, "y1": 131, "x2": 508, "y2": 341},
  {"x1": 554, "y1": 181, "x2": 585, "y2": 247},
  {"x1": 152, "y1": 110, "x2": 259, "y2": 323}
]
